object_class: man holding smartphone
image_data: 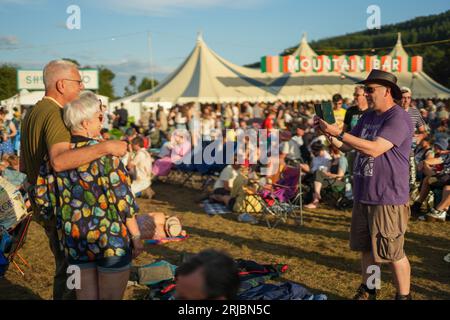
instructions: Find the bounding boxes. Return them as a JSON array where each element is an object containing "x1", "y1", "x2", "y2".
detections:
[{"x1": 315, "y1": 70, "x2": 414, "y2": 300}]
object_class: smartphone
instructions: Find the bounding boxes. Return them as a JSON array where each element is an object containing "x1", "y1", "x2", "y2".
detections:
[{"x1": 314, "y1": 102, "x2": 336, "y2": 124}]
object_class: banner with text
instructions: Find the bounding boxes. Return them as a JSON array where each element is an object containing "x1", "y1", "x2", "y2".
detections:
[
  {"x1": 260, "y1": 55, "x2": 423, "y2": 74},
  {"x1": 17, "y1": 69, "x2": 99, "y2": 90}
]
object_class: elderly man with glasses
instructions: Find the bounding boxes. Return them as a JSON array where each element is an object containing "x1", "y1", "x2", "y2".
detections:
[{"x1": 315, "y1": 70, "x2": 414, "y2": 300}]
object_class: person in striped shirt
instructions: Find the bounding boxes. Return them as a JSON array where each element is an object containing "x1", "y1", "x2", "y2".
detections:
[{"x1": 400, "y1": 87, "x2": 428, "y2": 188}]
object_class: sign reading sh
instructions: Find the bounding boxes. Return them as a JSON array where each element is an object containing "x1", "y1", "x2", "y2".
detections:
[{"x1": 17, "y1": 69, "x2": 99, "y2": 90}]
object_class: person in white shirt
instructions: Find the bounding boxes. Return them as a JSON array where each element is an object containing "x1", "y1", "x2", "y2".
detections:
[
  {"x1": 310, "y1": 142, "x2": 332, "y2": 173},
  {"x1": 200, "y1": 108, "x2": 215, "y2": 144},
  {"x1": 211, "y1": 164, "x2": 240, "y2": 197},
  {"x1": 127, "y1": 136, "x2": 154, "y2": 198},
  {"x1": 292, "y1": 124, "x2": 306, "y2": 148},
  {"x1": 279, "y1": 130, "x2": 301, "y2": 164}
]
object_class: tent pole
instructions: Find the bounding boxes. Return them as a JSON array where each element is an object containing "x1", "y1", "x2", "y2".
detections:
[{"x1": 148, "y1": 31, "x2": 155, "y2": 95}]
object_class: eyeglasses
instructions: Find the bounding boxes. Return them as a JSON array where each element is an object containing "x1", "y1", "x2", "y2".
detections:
[
  {"x1": 364, "y1": 85, "x2": 385, "y2": 94},
  {"x1": 354, "y1": 93, "x2": 365, "y2": 97},
  {"x1": 63, "y1": 79, "x2": 83, "y2": 86}
]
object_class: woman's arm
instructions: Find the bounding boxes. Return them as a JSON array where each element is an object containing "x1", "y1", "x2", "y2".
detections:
[
  {"x1": 126, "y1": 216, "x2": 144, "y2": 258},
  {"x1": 8, "y1": 122, "x2": 17, "y2": 138}
]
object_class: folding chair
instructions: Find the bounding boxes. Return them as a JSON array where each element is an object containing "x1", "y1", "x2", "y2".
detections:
[
  {"x1": 244, "y1": 165, "x2": 304, "y2": 228},
  {"x1": 0, "y1": 177, "x2": 33, "y2": 276},
  {"x1": 5, "y1": 212, "x2": 33, "y2": 276}
]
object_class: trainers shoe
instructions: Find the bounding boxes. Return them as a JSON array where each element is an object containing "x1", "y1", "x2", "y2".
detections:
[
  {"x1": 425, "y1": 208, "x2": 446, "y2": 222},
  {"x1": 353, "y1": 284, "x2": 377, "y2": 300},
  {"x1": 395, "y1": 293, "x2": 412, "y2": 300}
]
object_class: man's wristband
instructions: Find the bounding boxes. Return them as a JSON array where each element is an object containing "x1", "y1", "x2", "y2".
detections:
[{"x1": 336, "y1": 131, "x2": 345, "y2": 142}]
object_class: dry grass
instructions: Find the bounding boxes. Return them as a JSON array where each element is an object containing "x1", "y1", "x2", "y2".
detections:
[{"x1": 1, "y1": 180, "x2": 449, "y2": 300}]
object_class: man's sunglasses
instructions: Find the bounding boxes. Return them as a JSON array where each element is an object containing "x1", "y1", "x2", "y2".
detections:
[{"x1": 364, "y1": 85, "x2": 385, "y2": 94}]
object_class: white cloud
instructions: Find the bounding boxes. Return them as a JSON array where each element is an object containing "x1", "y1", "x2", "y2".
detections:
[
  {"x1": 0, "y1": 35, "x2": 19, "y2": 47},
  {"x1": 102, "y1": 59, "x2": 174, "y2": 77},
  {"x1": 94, "y1": 0, "x2": 262, "y2": 16}
]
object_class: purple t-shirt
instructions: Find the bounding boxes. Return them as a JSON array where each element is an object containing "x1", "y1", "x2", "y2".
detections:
[{"x1": 350, "y1": 105, "x2": 413, "y2": 205}]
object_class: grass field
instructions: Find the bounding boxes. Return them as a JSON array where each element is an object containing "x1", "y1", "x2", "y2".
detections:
[{"x1": 1, "y1": 180, "x2": 449, "y2": 300}]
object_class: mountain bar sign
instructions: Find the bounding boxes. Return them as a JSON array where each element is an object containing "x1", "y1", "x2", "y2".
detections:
[
  {"x1": 260, "y1": 55, "x2": 423, "y2": 74},
  {"x1": 17, "y1": 69, "x2": 99, "y2": 90}
]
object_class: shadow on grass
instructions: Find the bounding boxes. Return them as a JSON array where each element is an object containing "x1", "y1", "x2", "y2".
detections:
[
  {"x1": 185, "y1": 226, "x2": 359, "y2": 275},
  {"x1": 0, "y1": 278, "x2": 43, "y2": 300}
]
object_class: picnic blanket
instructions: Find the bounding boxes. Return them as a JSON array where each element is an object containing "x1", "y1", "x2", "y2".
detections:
[{"x1": 202, "y1": 200, "x2": 232, "y2": 215}]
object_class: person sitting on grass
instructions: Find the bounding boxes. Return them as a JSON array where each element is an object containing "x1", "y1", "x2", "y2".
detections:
[
  {"x1": 126, "y1": 136, "x2": 154, "y2": 199},
  {"x1": 209, "y1": 162, "x2": 240, "y2": 204}
]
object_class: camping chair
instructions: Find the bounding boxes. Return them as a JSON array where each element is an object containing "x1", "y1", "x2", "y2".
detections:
[
  {"x1": 320, "y1": 174, "x2": 353, "y2": 210},
  {"x1": 244, "y1": 165, "x2": 304, "y2": 228},
  {"x1": 4, "y1": 212, "x2": 33, "y2": 276},
  {"x1": 0, "y1": 178, "x2": 33, "y2": 276}
]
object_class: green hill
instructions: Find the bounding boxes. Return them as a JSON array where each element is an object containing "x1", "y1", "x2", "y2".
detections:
[{"x1": 247, "y1": 10, "x2": 450, "y2": 89}]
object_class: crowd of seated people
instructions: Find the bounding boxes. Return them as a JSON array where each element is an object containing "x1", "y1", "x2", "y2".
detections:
[{"x1": 2, "y1": 89, "x2": 448, "y2": 225}]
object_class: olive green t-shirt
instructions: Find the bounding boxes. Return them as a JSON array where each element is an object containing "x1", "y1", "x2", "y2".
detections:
[{"x1": 20, "y1": 97, "x2": 71, "y2": 186}]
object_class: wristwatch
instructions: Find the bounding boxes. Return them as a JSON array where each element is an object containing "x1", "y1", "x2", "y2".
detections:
[
  {"x1": 336, "y1": 130, "x2": 345, "y2": 142},
  {"x1": 130, "y1": 233, "x2": 141, "y2": 240}
]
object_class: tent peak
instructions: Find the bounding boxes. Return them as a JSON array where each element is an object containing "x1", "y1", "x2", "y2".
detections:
[
  {"x1": 301, "y1": 32, "x2": 308, "y2": 43},
  {"x1": 197, "y1": 31, "x2": 204, "y2": 43},
  {"x1": 389, "y1": 32, "x2": 409, "y2": 58},
  {"x1": 293, "y1": 32, "x2": 317, "y2": 57},
  {"x1": 396, "y1": 32, "x2": 402, "y2": 45}
]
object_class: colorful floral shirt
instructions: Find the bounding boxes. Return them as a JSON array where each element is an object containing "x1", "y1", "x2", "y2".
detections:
[{"x1": 36, "y1": 136, "x2": 139, "y2": 264}]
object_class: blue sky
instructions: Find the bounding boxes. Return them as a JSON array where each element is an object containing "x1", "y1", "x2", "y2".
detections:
[{"x1": 0, "y1": 0, "x2": 449, "y2": 96}]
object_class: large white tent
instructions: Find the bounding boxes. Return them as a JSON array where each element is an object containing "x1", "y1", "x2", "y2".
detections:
[{"x1": 135, "y1": 34, "x2": 278, "y2": 104}]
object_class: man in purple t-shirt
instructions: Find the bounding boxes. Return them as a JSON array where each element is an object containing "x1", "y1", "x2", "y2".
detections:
[{"x1": 315, "y1": 70, "x2": 413, "y2": 300}]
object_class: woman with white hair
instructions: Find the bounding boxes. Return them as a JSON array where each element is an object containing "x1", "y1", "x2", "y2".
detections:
[{"x1": 35, "y1": 92, "x2": 143, "y2": 300}]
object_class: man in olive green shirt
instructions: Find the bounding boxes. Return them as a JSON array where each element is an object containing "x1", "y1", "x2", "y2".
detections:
[{"x1": 20, "y1": 60, "x2": 128, "y2": 300}]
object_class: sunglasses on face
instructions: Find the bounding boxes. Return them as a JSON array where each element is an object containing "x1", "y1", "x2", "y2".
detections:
[{"x1": 364, "y1": 85, "x2": 385, "y2": 94}]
